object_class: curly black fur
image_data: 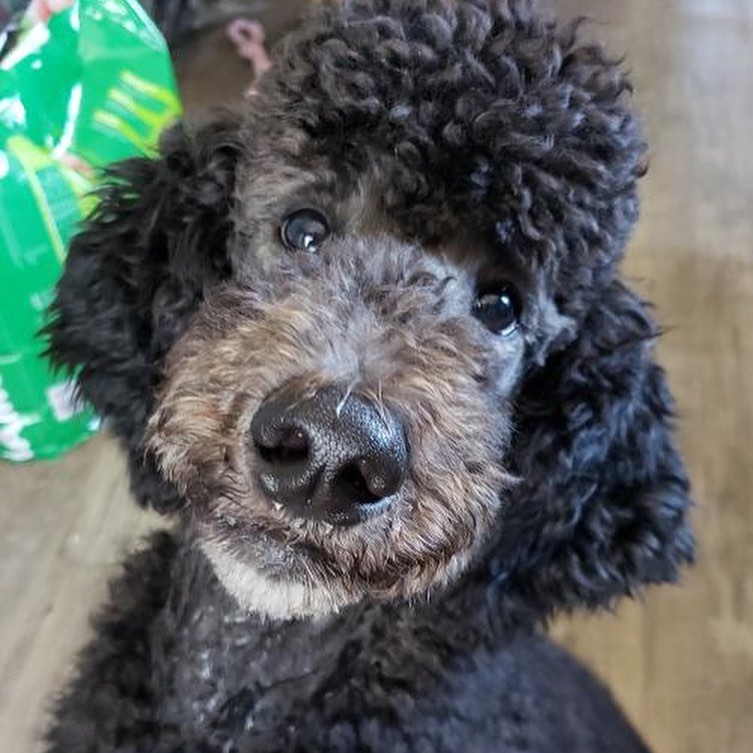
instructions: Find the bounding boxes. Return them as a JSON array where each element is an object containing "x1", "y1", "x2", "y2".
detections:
[
  {"x1": 47, "y1": 114, "x2": 242, "y2": 512},
  {"x1": 46, "y1": 528, "x2": 652, "y2": 753},
  {"x1": 44, "y1": 1, "x2": 693, "y2": 751},
  {"x1": 496, "y1": 280, "x2": 693, "y2": 614}
]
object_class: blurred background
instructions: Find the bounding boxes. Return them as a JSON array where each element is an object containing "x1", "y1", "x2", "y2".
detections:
[{"x1": 0, "y1": 1, "x2": 751, "y2": 751}]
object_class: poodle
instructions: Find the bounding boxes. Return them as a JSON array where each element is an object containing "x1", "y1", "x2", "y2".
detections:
[{"x1": 44, "y1": 1, "x2": 694, "y2": 751}]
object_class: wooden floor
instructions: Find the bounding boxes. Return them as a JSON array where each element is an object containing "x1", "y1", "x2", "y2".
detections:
[{"x1": 1, "y1": 1, "x2": 752, "y2": 751}]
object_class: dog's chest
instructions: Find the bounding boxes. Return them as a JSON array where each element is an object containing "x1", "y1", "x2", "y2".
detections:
[{"x1": 149, "y1": 547, "x2": 471, "y2": 751}]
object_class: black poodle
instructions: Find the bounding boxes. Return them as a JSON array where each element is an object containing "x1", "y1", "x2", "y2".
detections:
[{"x1": 44, "y1": 1, "x2": 693, "y2": 751}]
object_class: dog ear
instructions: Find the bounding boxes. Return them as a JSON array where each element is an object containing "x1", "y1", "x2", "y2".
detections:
[
  {"x1": 45, "y1": 113, "x2": 243, "y2": 512},
  {"x1": 493, "y1": 280, "x2": 694, "y2": 613}
]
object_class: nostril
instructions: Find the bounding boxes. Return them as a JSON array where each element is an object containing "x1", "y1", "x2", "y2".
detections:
[
  {"x1": 333, "y1": 452, "x2": 406, "y2": 506},
  {"x1": 255, "y1": 427, "x2": 310, "y2": 466},
  {"x1": 333, "y1": 461, "x2": 382, "y2": 505}
]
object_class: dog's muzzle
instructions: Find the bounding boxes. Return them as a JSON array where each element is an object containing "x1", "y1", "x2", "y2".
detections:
[{"x1": 250, "y1": 384, "x2": 408, "y2": 525}]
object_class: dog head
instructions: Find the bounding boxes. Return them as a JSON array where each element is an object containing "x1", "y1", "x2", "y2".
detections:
[{"x1": 47, "y1": 0, "x2": 692, "y2": 620}]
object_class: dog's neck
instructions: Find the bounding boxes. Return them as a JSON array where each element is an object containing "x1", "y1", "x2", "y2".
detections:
[{"x1": 149, "y1": 520, "x2": 541, "y2": 741}]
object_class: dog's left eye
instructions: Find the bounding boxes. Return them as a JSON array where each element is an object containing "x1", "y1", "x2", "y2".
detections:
[
  {"x1": 280, "y1": 209, "x2": 330, "y2": 253},
  {"x1": 472, "y1": 284, "x2": 521, "y2": 335}
]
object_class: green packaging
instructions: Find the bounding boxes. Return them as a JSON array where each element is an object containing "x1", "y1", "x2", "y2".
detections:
[{"x1": 0, "y1": 0, "x2": 181, "y2": 461}]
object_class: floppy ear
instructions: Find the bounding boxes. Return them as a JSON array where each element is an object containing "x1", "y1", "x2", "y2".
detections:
[
  {"x1": 494, "y1": 280, "x2": 694, "y2": 612},
  {"x1": 45, "y1": 113, "x2": 243, "y2": 512}
]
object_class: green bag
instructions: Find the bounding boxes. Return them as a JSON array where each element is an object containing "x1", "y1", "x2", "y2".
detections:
[{"x1": 0, "y1": 0, "x2": 181, "y2": 461}]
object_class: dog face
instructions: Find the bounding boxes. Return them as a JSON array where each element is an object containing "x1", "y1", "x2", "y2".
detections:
[
  {"x1": 47, "y1": 0, "x2": 693, "y2": 621},
  {"x1": 147, "y1": 197, "x2": 532, "y2": 617}
]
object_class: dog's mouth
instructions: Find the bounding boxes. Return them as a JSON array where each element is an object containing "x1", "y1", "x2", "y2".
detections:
[
  {"x1": 195, "y1": 477, "x2": 434, "y2": 620},
  {"x1": 254, "y1": 488, "x2": 396, "y2": 527}
]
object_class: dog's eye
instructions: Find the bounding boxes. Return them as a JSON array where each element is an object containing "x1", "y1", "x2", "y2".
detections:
[
  {"x1": 472, "y1": 284, "x2": 521, "y2": 335},
  {"x1": 280, "y1": 209, "x2": 330, "y2": 253}
]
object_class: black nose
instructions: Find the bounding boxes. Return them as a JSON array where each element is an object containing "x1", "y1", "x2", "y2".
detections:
[{"x1": 250, "y1": 385, "x2": 408, "y2": 524}]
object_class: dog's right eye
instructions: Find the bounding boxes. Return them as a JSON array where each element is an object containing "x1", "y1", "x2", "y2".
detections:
[{"x1": 280, "y1": 209, "x2": 330, "y2": 253}]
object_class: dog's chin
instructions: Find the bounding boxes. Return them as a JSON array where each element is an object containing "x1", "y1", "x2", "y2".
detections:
[
  {"x1": 200, "y1": 538, "x2": 360, "y2": 621},
  {"x1": 201, "y1": 528, "x2": 483, "y2": 622}
]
